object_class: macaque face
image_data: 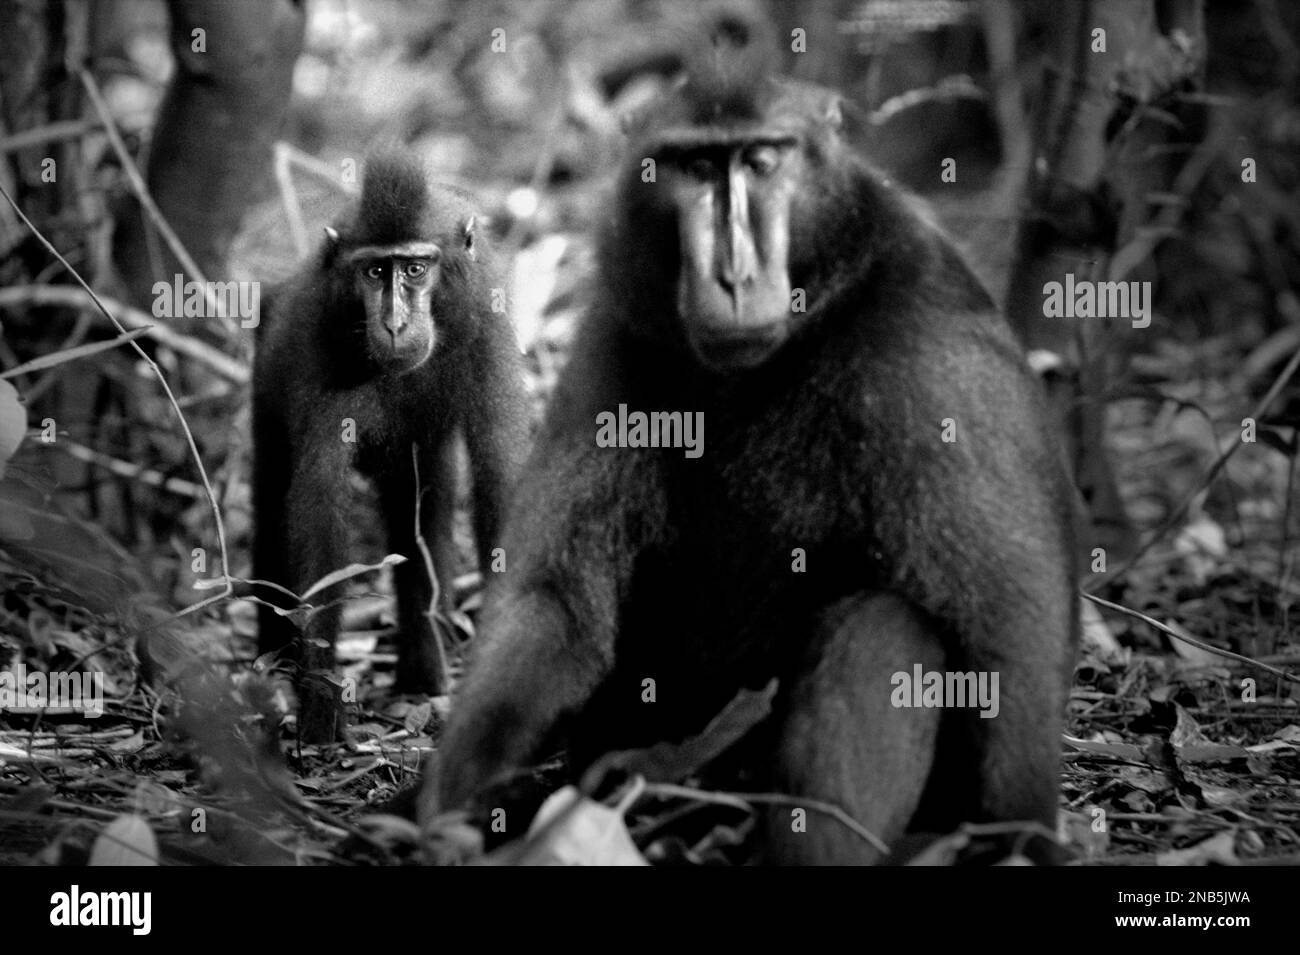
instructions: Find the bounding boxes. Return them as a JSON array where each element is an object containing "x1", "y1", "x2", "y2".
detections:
[
  {"x1": 347, "y1": 245, "x2": 441, "y2": 373},
  {"x1": 656, "y1": 136, "x2": 801, "y2": 371}
]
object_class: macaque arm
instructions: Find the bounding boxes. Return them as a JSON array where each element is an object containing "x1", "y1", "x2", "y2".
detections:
[{"x1": 437, "y1": 436, "x2": 665, "y2": 808}]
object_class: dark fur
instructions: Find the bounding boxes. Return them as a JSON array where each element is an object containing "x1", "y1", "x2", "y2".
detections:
[
  {"x1": 433, "y1": 30, "x2": 1078, "y2": 863},
  {"x1": 253, "y1": 152, "x2": 527, "y2": 734}
]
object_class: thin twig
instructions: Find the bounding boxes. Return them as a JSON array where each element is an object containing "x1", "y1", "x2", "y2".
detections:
[
  {"x1": 52, "y1": 437, "x2": 204, "y2": 498},
  {"x1": 0, "y1": 285, "x2": 249, "y2": 383},
  {"x1": 0, "y1": 119, "x2": 100, "y2": 154},
  {"x1": 21, "y1": 307, "x2": 95, "y2": 403},
  {"x1": 866, "y1": 75, "x2": 987, "y2": 126},
  {"x1": 641, "y1": 781, "x2": 890, "y2": 855},
  {"x1": 1, "y1": 326, "x2": 149, "y2": 378},
  {"x1": 411, "y1": 444, "x2": 451, "y2": 693},
  {"x1": 1084, "y1": 592, "x2": 1300, "y2": 684},
  {"x1": 277, "y1": 142, "x2": 359, "y2": 194}
]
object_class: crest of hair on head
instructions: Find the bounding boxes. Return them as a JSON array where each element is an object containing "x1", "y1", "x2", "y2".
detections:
[{"x1": 357, "y1": 149, "x2": 430, "y2": 244}]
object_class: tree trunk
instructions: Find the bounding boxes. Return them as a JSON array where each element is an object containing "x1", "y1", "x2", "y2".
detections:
[{"x1": 111, "y1": 0, "x2": 304, "y2": 313}]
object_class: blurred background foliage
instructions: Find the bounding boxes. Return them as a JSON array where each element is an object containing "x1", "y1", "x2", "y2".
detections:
[{"x1": 0, "y1": 0, "x2": 1297, "y2": 864}]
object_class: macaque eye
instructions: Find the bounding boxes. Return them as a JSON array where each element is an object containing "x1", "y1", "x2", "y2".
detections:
[
  {"x1": 743, "y1": 146, "x2": 781, "y2": 176},
  {"x1": 404, "y1": 261, "x2": 428, "y2": 279},
  {"x1": 364, "y1": 264, "x2": 386, "y2": 281},
  {"x1": 677, "y1": 154, "x2": 716, "y2": 180},
  {"x1": 688, "y1": 158, "x2": 714, "y2": 179}
]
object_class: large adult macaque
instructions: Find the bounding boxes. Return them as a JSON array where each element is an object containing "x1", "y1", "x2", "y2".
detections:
[
  {"x1": 432, "y1": 18, "x2": 1078, "y2": 863},
  {"x1": 253, "y1": 151, "x2": 527, "y2": 739}
]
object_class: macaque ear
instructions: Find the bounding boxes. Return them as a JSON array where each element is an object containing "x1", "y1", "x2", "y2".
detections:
[
  {"x1": 463, "y1": 216, "x2": 476, "y2": 258},
  {"x1": 322, "y1": 226, "x2": 341, "y2": 267},
  {"x1": 824, "y1": 94, "x2": 843, "y2": 130}
]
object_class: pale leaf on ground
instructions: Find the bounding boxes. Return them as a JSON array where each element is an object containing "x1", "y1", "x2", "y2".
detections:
[{"x1": 88, "y1": 814, "x2": 159, "y2": 866}]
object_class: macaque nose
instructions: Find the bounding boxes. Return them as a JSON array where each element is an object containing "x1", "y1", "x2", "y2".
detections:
[
  {"x1": 385, "y1": 278, "x2": 410, "y2": 335},
  {"x1": 716, "y1": 256, "x2": 757, "y2": 303},
  {"x1": 715, "y1": 233, "x2": 757, "y2": 299}
]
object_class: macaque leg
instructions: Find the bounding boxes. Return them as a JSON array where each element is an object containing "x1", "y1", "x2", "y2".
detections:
[
  {"x1": 766, "y1": 593, "x2": 944, "y2": 865},
  {"x1": 282, "y1": 426, "x2": 353, "y2": 741},
  {"x1": 383, "y1": 439, "x2": 459, "y2": 695},
  {"x1": 253, "y1": 405, "x2": 296, "y2": 659}
]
